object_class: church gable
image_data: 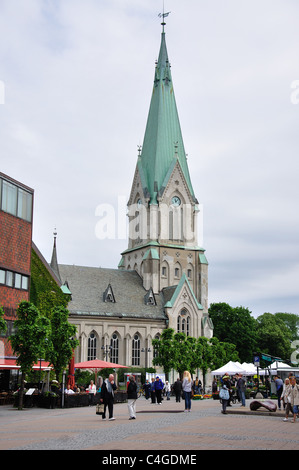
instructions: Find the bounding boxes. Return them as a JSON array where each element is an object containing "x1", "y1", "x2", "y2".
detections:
[
  {"x1": 127, "y1": 161, "x2": 150, "y2": 207},
  {"x1": 158, "y1": 158, "x2": 197, "y2": 207},
  {"x1": 163, "y1": 274, "x2": 208, "y2": 338}
]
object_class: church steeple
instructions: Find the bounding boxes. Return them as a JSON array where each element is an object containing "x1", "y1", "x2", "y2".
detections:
[
  {"x1": 122, "y1": 22, "x2": 208, "y2": 314},
  {"x1": 50, "y1": 229, "x2": 61, "y2": 283},
  {"x1": 137, "y1": 28, "x2": 196, "y2": 205}
]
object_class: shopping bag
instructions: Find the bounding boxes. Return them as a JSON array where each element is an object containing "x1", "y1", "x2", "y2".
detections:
[{"x1": 96, "y1": 403, "x2": 104, "y2": 415}]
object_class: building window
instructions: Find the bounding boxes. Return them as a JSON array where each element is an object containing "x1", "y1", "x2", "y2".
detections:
[
  {"x1": 17, "y1": 188, "x2": 32, "y2": 222},
  {"x1": 153, "y1": 334, "x2": 160, "y2": 359},
  {"x1": 0, "y1": 270, "x2": 5, "y2": 284},
  {"x1": 186, "y1": 317, "x2": 190, "y2": 336},
  {"x1": 14, "y1": 273, "x2": 22, "y2": 289},
  {"x1": 87, "y1": 333, "x2": 97, "y2": 361},
  {"x1": 0, "y1": 177, "x2": 33, "y2": 222},
  {"x1": 110, "y1": 333, "x2": 119, "y2": 364},
  {"x1": 0, "y1": 269, "x2": 29, "y2": 291},
  {"x1": 2, "y1": 180, "x2": 17, "y2": 216},
  {"x1": 177, "y1": 310, "x2": 190, "y2": 336},
  {"x1": 132, "y1": 334, "x2": 140, "y2": 366}
]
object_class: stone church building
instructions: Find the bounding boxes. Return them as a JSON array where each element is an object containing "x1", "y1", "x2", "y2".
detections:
[{"x1": 52, "y1": 24, "x2": 213, "y2": 369}]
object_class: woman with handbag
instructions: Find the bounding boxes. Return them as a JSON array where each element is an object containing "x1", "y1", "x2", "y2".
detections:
[{"x1": 220, "y1": 375, "x2": 231, "y2": 414}]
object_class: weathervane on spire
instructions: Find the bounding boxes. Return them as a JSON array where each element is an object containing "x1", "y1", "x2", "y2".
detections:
[{"x1": 158, "y1": 2, "x2": 171, "y2": 33}]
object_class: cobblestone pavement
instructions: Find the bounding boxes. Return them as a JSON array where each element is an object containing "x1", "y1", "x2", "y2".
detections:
[{"x1": 1, "y1": 396, "x2": 299, "y2": 452}]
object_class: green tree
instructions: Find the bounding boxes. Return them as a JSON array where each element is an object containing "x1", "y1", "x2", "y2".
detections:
[
  {"x1": 9, "y1": 301, "x2": 51, "y2": 410},
  {"x1": 46, "y1": 306, "x2": 79, "y2": 381},
  {"x1": 152, "y1": 328, "x2": 176, "y2": 377},
  {"x1": 0, "y1": 306, "x2": 7, "y2": 334},
  {"x1": 196, "y1": 337, "x2": 215, "y2": 390},
  {"x1": 209, "y1": 302, "x2": 257, "y2": 362},
  {"x1": 274, "y1": 312, "x2": 299, "y2": 342},
  {"x1": 256, "y1": 312, "x2": 293, "y2": 361},
  {"x1": 209, "y1": 337, "x2": 240, "y2": 370},
  {"x1": 152, "y1": 329, "x2": 239, "y2": 390},
  {"x1": 173, "y1": 333, "x2": 198, "y2": 377}
]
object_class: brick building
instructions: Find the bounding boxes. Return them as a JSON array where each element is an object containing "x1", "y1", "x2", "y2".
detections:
[{"x1": 0, "y1": 172, "x2": 34, "y2": 389}]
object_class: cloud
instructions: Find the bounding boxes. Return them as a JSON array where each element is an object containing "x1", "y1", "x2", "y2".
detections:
[{"x1": 0, "y1": 0, "x2": 298, "y2": 317}]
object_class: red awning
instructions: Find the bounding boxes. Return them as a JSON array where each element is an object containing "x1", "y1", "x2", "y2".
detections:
[
  {"x1": 74, "y1": 359, "x2": 127, "y2": 369},
  {"x1": 0, "y1": 358, "x2": 52, "y2": 370}
]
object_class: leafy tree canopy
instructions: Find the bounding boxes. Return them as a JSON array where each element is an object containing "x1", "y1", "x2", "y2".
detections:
[
  {"x1": 46, "y1": 306, "x2": 79, "y2": 381},
  {"x1": 208, "y1": 302, "x2": 257, "y2": 362},
  {"x1": 255, "y1": 312, "x2": 293, "y2": 361}
]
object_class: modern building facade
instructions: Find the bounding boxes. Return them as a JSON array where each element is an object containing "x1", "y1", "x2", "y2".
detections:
[{"x1": 0, "y1": 172, "x2": 34, "y2": 389}]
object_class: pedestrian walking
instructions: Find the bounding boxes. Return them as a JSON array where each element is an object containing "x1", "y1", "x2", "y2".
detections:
[
  {"x1": 150, "y1": 377, "x2": 156, "y2": 404},
  {"x1": 173, "y1": 377, "x2": 182, "y2": 402},
  {"x1": 100, "y1": 374, "x2": 117, "y2": 421},
  {"x1": 154, "y1": 375, "x2": 164, "y2": 405},
  {"x1": 88, "y1": 380, "x2": 96, "y2": 406},
  {"x1": 182, "y1": 371, "x2": 193, "y2": 412},
  {"x1": 165, "y1": 381, "x2": 171, "y2": 400},
  {"x1": 154, "y1": 376, "x2": 164, "y2": 404},
  {"x1": 275, "y1": 375, "x2": 284, "y2": 410},
  {"x1": 220, "y1": 376, "x2": 231, "y2": 414},
  {"x1": 127, "y1": 375, "x2": 138, "y2": 420},
  {"x1": 289, "y1": 377, "x2": 299, "y2": 423},
  {"x1": 282, "y1": 377, "x2": 293, "y2": 421},
  {"x1": 236, "y1": 374, "x2": 246, "y2": 407},
  {"x1": 144, "y1": 379, "x2": 151, "y2": 400}
]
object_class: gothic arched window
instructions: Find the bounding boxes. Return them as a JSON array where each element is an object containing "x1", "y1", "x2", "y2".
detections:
[
  {"x1": 88, "y1": 332, "x2": 97, "y2": 361},
  {"x1": 110, "y1": 333, "x2": 119, "y2": 364},
  {"x1": 177, "y1": 309, "x2": 190, "y2": 336},
  {"x1": 132, "y1": 334, "x2": 140, "y2": 366}
]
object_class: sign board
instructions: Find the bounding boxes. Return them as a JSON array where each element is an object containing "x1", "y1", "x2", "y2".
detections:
[{"x1": 253, "y1": 355, "x2": 260, "y2": 367}]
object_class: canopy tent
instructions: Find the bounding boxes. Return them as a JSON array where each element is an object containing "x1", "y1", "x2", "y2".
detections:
[
  {"x1": 211, "y1": 361, "x2": 246, "y2": 376},
  {"x1": 241, "y1": 362, "x2": 258, "y2": 375},
  {"x1": 259, "y1": 361, "x2": 292, "y2": 376}
]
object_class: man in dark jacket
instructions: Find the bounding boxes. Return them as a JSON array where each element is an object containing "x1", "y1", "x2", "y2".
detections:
[
  {"x1": 100, "y1": 374, "x2": 117, "y2": 420},
  {"x1": 173, "y1": 377, "x2": 183, "y2": 402},
  {"x1": 154, "y1": 376, "x2": 164, "y2": 404}
]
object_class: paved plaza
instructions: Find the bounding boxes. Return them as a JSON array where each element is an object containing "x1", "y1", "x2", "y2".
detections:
[{"x1": 0, "y1": 396, "x2": 299, "y2": 452}]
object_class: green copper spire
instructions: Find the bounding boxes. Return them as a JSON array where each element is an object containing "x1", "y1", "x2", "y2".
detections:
[{"x1": 138, "y1": 29, "x2": 196, "y2": 204}]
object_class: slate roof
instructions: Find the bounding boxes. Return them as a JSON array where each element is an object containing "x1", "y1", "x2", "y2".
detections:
[{"x1": 58, "y1": 264, "x2": 167, "y2": 321}]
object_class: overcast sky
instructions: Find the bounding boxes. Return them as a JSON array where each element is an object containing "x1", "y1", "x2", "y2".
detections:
[{"x1": 1, "y1": 0, "x2": 298, "y2": 318}]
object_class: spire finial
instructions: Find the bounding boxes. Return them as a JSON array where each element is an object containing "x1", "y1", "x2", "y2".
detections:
[{"x1": 158, "y1": 3, "x2": 171, "y2": 33}]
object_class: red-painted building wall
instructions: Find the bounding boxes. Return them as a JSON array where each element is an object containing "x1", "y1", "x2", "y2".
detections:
[{"x1": 0, "y1": 172, "x2": 34, "y2": 358}]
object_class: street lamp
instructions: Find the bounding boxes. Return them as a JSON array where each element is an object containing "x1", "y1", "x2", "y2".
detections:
[{"x1": 101, "y1": 344, "x2": 112, "y2": 360}]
